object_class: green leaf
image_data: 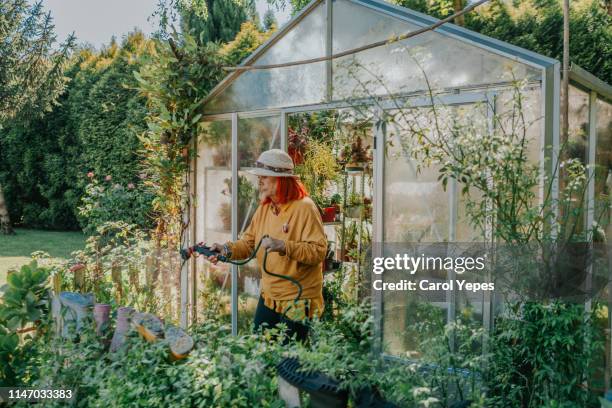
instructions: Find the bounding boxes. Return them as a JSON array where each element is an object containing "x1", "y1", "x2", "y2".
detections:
[
  {"x1": 6, "y1": 316, "x2": 21, "y2": 331},
  {"x1": 191, "y1": 113, "x2": 202, "y2": 124}
]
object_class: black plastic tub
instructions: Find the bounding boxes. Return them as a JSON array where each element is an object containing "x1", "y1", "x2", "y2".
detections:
[{"x1": 277, "y1": 357, "x2": 349, "y2": 408}]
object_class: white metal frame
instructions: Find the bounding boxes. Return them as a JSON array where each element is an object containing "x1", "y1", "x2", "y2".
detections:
[{"x1": 182, "y1": 0, "x2": 612, "y2": 379}]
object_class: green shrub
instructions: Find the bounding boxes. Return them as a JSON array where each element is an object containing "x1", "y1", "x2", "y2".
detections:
[
  {"x1": 0, "y1": 260, "x2": 52, "y2": 386},
  {"x1": 0, "y1": 261, "x2": 50, "y2": 331},
  {"x1": 78, "y1": 176, "x2": 154, "y2": 236},
  {"x1": 485, "y1": 301, "x2": 603, "y2": 407},
  {"x1": 291, "y1": 301, "x2": 436, "y2": 406},
  {"x1": 19, "y1": 319, "x2": 286, "y2": 407}
]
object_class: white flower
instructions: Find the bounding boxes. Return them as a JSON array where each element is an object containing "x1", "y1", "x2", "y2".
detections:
[
  {"x1": 412, "y1": 387, "x2": 431, "y2": 398},
  {"x1": 419, "y1": 397, "x2": 440, "y2": 407}
]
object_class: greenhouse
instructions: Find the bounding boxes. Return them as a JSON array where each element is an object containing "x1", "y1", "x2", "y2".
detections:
[{"x1": 186, "y1": 0, "x2": 612, "y2": 375}]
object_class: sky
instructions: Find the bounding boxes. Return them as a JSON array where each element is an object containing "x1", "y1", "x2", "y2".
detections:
[{"x1": 41, "y1": 0, "x2": 292, "y2": 49}]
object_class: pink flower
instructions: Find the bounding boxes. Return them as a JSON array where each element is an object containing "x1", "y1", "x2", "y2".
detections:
[
  {"x1": 127, "y1": 183, "x2": 135, "y2": 189},
  {"x1": 87, "y1": 172, "x2": 94, "y2": 178},
  {"x1": 69, "y1": 263, "x2": 86, "y2": 273},
  {"x1": 105, "y1": 175, "x2": 112, "y2": 181}
]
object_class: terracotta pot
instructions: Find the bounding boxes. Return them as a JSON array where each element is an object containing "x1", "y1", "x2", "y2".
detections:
[
  {"x1": 93, "y1": 303, "x2": 111, "y2": 336},
  {"x1": 321, "y1": 207, "x2": 337, "y2": 223},
  {"x1": 110, "y1": 307, "x2": 135, "y2": 352}
]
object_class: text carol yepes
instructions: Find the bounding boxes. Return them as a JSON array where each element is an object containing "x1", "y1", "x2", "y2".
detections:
[{"x1": 372, "y1": 279, "x2": 495, "y2": 292}]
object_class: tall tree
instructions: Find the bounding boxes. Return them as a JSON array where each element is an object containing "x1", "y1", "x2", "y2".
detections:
[
  {"x1": 175, "y1": 0, "x2": 259, "y2": 45},
  {"x1": 0, "y1": 0, "x2": 74, "y2": 234},
  {"x1": 263, "y1": 8, "x2": 278, "y2": 31}
]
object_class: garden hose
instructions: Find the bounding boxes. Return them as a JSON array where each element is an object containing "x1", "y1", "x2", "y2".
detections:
[{"x1": 181, "y1": 235, "x2": 304, "y2": 315}]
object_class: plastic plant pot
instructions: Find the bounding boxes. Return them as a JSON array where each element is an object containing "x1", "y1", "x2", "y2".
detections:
[
  {"x1": 277, "y1": 357, "x2": 348, "y2": 408},
  {"x1": 344, "y1": 205, "x2": 363, "y2": 219},
  {"x1": 321, "y1": 207, "x2": 337, "y2": 223},
  {"x1": 110, "y1": 306, "x2": 135, "y2": 352},
  {"x1": 58, "y1": 292, "x2": 94, "y2": 338},
  {"x1": 93, "y1": 303, "x2": 111, "y2": 336},
  {"x1": 354, "y1": 386, "x2": 400, "y2": 408}
]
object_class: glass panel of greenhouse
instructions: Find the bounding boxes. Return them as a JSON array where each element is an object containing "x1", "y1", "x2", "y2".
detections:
[
  {"x1": 196, "y1": 120, "x2": 233, "y2": 323},
  {"x1": 237, "y1": 115, "x2": 281, "y2": 332},
  {"x1": 204, "y1": 2, "x2": 327, "y2": 114},
  {"x1": 195, "y1": 0, "x2": 612, "y2": 376},
  {"x1": 331, "y1": 0, "x2": 541, "y2": 100}
]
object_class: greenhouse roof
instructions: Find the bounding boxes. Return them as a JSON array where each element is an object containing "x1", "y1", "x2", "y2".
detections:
[{"x1": 202, "y1": 0, "x2": 610, "y2": 115}]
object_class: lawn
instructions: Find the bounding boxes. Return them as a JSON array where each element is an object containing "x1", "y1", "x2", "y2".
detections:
[{"x1": 0, "y1": 229, "x2": 86, "y2": 285}]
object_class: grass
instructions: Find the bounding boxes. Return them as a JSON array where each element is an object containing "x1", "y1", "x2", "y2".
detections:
[{"x1": 0, "y1": 228, "x2": 86, "y2": 285}]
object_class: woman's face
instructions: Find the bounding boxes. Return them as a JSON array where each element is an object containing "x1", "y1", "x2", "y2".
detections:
[{"x1": 257, "y1": 175, "x2": 277, "y2": 201}]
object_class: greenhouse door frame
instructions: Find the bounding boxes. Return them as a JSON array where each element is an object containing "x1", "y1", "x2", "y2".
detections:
[{"x1": 373, "y1": 91, "x2": 496, "y2": 354}]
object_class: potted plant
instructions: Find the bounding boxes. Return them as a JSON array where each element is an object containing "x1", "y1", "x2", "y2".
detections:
[
  {"x1": 363, "y1": 197, "x2": 372, "y2": 220},
  {"x1": 344, "y1": 193, "x2": 363, "y2": 219},
  {"x1": 288, "y1": 125, "x2": 308, "y2": 166},
  {"x1": 295, "y1": 141, "x2": 340, "y2": 201},
  {"x1": 323, "y1": 241, "x2": 342, "y2": 272},
  {"x1": 318, "y1": 193, "x2": 342, "y2": 223},
  {"x1": 340, "y1": 136, "x2": 370, "y2": 172},
  {"x1": 342, "y1": 222, "x2": 358, "y2": 262}
]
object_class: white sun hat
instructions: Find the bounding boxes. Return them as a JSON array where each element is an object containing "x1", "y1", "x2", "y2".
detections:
[{"x1": 247, "y1": 149, "x2": 299, "y2": 178}]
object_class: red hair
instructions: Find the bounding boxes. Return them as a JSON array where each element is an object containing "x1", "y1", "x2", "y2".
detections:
[{"x1": 263, "y1": 177, "x2": 308, "y2": 205}]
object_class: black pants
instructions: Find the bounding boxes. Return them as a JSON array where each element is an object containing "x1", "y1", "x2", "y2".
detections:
[{"x1": 253, "y1": 296, "x2": 309, "y2": 342}]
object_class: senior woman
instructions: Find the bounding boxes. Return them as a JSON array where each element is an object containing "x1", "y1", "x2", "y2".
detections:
[{"x1": 207, "y1": 149, "x2": 327, "y2": 341}]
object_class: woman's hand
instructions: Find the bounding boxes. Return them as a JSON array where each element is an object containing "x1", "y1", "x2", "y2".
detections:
[
  {"x1": 204, "y1": 242, "x2": 224, "y2": 264},
  {"x1": 261, "y1": 236, "x2": 286, "y2": 255}
]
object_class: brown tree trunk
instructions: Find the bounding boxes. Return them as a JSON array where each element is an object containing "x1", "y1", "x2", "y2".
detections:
[
  {"x1": 454, "y1": 0, "x2": 465, "y2": 26},
  {"x1": 0, "y1": 183, "x2": 14, "y2": 235}
]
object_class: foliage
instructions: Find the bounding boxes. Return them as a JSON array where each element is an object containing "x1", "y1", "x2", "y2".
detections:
[
  {"x1": 0, "y1": 1, "x2": 267, "y2": 232},
  {"x1": 0, "y1": 0, "x2": 75, "y2": 124},
  {"x1": 155, "y1": 0, "x2": 256, "y2": 45},
  {"x1": 68, "y1": 221, "x2": 163, "y2": 314},
  {"x1": 418, "y1": 319, "x2": 488, "y2": 406},
  {"x1": 295, "y1": 140, "x2": 340, "y2": 205},
  {"x1": 292, "y1": 301, "x2": 440, "y2": 406},
  {"x1": 9, "y1": 312, "x2": 287, "y2": 407},
  {"x1": 485, "y1": 301, "x2": 603, "y2": 407},
  {"x1": 0, "y1": 32, "x2": 154, "y2": 230},
  {"x1": 262, "y1": 8, "x2": 278, "y2": 31},
  {"x1": 78, "y1": 174, "x2": 155, "y2": 236},
  {"x1": 0, "y1": 0, "x2": 75, "y2": 234},
  {"x1": 0, "y1": 261, "x2": 50, "y2": 331},
  {"x1": 174, "y1": 322, "x2": 286, "y2": 407},
  {"x1": 0, "y1": 260, "x2": 52, "y2": 386},
  {"x1": 341, "y1": 135, "x2": 370, "y2": 165},
  {"x1": 135, "y1": 15, "x2": 269, "y2": 322},
  {"x1": 220, "y1": 21, "x2": 274, "y2": 65},
  {"x1": 0, "y1": 321, "x2": 19, "y2": 385}
]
